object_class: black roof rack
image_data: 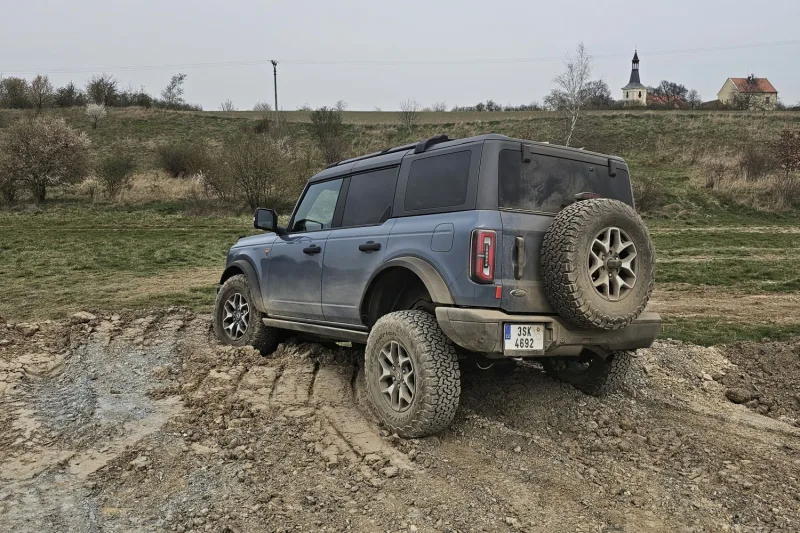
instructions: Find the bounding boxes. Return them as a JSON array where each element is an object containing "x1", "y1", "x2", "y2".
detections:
[{"x1": 414, "y1": 134, "x2": 449, "y2": 154}]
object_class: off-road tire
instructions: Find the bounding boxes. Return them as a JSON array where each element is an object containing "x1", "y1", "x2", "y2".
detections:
[
  {"x1": 542, "y1": 350, "x2": 633, "y2": 396},
  {"x1": 213, "y1": 274, "x2": 282, "y2": 355},
  {"x1": 365, "y1": 310, "x2": 461, "y2": 438},
  {"x1": 541, "y1": 198, "x2": 655, "y2": 330}
]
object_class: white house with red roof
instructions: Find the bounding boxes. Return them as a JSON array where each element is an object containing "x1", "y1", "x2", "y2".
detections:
[{"x1": 717, "y1": 76, "x2": 779, "y2": 109}]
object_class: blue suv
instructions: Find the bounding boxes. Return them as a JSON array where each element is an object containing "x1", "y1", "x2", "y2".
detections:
[{"x1": 214, "y1": 134, "x2": 661, "y2": 437}]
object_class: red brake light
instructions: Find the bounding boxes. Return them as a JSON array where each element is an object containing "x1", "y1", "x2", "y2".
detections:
[{"x1": 471, "y1": 229, "x2": 496, "y2": 283}]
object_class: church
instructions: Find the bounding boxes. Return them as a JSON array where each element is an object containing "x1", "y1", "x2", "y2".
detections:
[{"x1": 621, "y1": 51, "x2": 647, "y2": 106}]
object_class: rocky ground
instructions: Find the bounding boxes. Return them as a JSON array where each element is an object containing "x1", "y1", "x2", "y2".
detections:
[{"x1": 1, "y1": 310, "x2": 799, "y2": 533}]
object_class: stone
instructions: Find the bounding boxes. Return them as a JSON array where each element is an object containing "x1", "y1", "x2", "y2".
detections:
[
  {"x1": 513, "y1": 446, "x2": 522, "y2": 453},
  {"x1": 129, "y1": 455, "x2": 150, "y2": 470},
  {"x1": 380, "y1": 466, "x2": 399, "y2": 478},
  {"x1": 618, "y1": 440, "x2": 632, "y2": 452},
  {"x1": 71, "y1": 311, "x2": 97, "y2": 324},
  {"x1": 725, "y1": 388, "x2": 756, "y2": 404},
  {"x1": 17, "y1": 324, "x2": 39, "y2": 337}
]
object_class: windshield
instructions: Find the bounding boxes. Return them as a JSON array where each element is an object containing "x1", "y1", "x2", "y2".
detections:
[{"x1": 498, "y1": 149, "x2": 633, "y2": 213}]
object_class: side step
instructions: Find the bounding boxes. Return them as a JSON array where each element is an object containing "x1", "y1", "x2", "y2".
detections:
[{"x1": 262, "y1": 318, "x2": 369, "y2": 344}]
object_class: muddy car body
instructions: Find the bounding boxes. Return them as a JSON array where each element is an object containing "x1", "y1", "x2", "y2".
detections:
[{"x1": 214, "y1": 134, "x2": 661, "y2": 436}]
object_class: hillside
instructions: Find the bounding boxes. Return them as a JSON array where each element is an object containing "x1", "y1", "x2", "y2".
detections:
[{"x1": 1, "y1": 108, "x2": 799, "y2": 344}]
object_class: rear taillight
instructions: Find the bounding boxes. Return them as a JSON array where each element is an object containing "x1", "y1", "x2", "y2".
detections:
[{"x1": 471, "y1": 229, "x2": 496, "y2": 283}]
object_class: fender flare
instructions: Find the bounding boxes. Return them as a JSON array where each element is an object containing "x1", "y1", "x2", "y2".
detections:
[
  {"x1": 220, "y1": 258, "x2": 267, "y2": 313},
  {"x1": 362, "y1": 256, "x2": 455, "y2": 308}
]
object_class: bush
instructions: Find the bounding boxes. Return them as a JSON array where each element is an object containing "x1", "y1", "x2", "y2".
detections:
[
  {"x1": 85, "y1": 103, "x2": 107, "y2": 129},
  {"x1": 201, "y1": 134, "x2": 305, "y2": 210},
  {"x1": 309, "y1": 106, "x2": 347, "y2": 164},
  {"x1": 156, "y1": 142, "x2": 210, "y2": 178},
  {"x1": 0, "y1": 117, "x2": 90, "y2": 202},
  {"x1": 96, "y1": 152, "x2": 136, "y2": 199},
  {"x1": 0, "y1": 77, "x2": 32, "y2": 109},
  {"x1": 738, "y1": 143, "x2": 775, "y2": 181},
  {"x1": 631, "y1": 177, "x2": 663, "y2": 213},
  {"x1": 772, "y1": 128, "x2": 800, "y2": 179}
]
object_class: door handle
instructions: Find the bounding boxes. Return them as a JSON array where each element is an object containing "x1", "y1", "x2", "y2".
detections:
[
  {"x1": 303, "y1": 244, "x2": 322, "y2": 255},
  {"x1": 358, "y1": 241, "x2": 382, "y2": 252}
]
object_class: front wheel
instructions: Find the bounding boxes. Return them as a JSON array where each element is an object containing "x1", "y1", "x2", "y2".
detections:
[
  {"x1": 542, "y1": 349, "x2": 632, "y2": 396},
  {"x1": 365, "y1": 310, "x2": 461, "y2": 438},
  {"x1": 213, "y1": 274, "x2": 282, "y2": 355}
]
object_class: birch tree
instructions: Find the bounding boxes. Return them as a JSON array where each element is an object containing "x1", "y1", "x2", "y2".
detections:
[{"x1": 547, "y1": 43, "x2": 592, "y2": 146}]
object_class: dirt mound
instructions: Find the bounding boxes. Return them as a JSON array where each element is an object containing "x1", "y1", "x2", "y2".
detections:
[
  {"x1": 717, "y1": 339, "x2": 800, "y2": 424},
  {"x1": 2, "y1": 311, "x2": 800, "y2": 532}
]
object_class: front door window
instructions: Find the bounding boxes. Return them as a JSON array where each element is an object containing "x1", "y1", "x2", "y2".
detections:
[{"x1": 291, "y1": 179, "x2": 343, "y2": 232}]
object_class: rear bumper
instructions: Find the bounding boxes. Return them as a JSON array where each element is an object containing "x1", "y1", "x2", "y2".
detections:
[{"x1": 435, "y1": 307, "x2": 662, "y2": 357}]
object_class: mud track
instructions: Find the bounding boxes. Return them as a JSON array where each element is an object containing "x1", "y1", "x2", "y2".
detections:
[{"x1": 1, "y1": 310, "x2": 799, "y2": 532}]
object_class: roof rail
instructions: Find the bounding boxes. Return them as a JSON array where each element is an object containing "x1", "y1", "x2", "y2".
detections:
[
  {"x1": 326, "y1": 142, "x2": 418, "y2": 169},
  {"x1": 414, "y1": 135, "x2": 450, "y2": 154}
]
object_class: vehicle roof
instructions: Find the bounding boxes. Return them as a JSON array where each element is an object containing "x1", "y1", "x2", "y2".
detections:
[{"x1": 307, "y1": 134, "x2": 623, "y2": 183}]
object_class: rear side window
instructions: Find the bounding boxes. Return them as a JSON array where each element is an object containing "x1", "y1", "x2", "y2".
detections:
[
  {"x1": 341, "y1": 167, "x2": 398, "y2": 227},
  {"x1": 498, "y1": 150, "x2": 633, "y2": 213},
  {"x1": 405, "y1": 151, "x2": 471, "y2": 211}
]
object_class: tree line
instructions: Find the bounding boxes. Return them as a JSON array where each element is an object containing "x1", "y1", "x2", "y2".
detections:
[{"x1": 0, "y1": 73, "x2": 201, "y2": 111}]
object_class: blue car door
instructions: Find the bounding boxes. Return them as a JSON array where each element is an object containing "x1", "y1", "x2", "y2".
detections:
[{"x1": 266, "y1": 178, "x2": 343, "y2": 321}]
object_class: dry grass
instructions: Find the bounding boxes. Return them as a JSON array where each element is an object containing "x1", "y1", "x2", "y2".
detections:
[{"x1": 122, "y1": 171, "x2": 201, "y2": 203}]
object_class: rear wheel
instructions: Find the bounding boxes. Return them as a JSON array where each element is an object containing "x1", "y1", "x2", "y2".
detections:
[
  {"x1": 213, "y1": 274, "x2": 282, "y2": 355},
  {"x1": 542, "y1": 349, "x2": 632, "y2": 396},
  {"x1": 365, "y1": 311, "x2": 461, "y2": 437}
]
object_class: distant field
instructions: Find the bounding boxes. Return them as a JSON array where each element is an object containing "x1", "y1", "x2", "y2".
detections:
[{"x1": 209, "y1": 108, "x2": 800, "y2": 125}]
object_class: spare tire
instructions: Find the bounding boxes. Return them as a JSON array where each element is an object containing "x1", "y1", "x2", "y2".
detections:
[{"x1": 541, "y1": 198, "x2": 654, "y2": 330}]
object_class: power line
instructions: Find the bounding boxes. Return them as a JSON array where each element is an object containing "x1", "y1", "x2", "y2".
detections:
[{"x1": 3, "y1": 39, "x2": 800, "y2": 75}]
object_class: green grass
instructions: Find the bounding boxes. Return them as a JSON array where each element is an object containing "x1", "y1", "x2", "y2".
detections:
[
  {"x1": 661, "y1": 317, "x2": 800, "y2": 346},
  {"x1": 2, "y1": 108, "x2": 800, "y2": 345},
  {"x1": 0, "y1": 203, "x2": 254, "y2": 320}
]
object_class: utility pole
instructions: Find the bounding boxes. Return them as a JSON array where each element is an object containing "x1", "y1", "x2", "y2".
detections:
[{"x1": 271, "y1": 60, "x2": 278, "y2": 112}]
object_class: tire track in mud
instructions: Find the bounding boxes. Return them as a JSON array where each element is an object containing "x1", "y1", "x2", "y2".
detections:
[
  {"x1": 3, "y1": 312, "x2": 800, "y2": 532},
  {"x1": 0, "y1": 312, "x2": 187, "y2": 532}
]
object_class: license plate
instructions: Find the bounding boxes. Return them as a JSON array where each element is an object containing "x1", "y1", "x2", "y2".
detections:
[{"x1": 504, "y1": 323, "x2": 544, "y2": 353}]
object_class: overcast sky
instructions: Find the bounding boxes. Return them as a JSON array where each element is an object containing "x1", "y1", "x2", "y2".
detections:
[{"x1": 3, "y1": 0, "x2": 799, "y2": 110}]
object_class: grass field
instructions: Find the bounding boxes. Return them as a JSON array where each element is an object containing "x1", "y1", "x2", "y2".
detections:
[{"x1": 1, "y1": 107, "x2": 799, "y2": 346}]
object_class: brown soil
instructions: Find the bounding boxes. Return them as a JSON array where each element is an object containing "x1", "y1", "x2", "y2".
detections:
[
  {"x1": 717, "y1": 339, "x2": 800, "y2": 422},
  {"x1": 2, "y1": 311, "x2": 800, "y2": 532},
  {"x1": 649, "y1": 286, "x2": 800, "y2": 324}
]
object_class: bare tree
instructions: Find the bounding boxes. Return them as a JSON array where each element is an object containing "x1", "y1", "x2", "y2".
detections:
[
  {"x1": 160, "y1": 73, "x2": 187, "y2": 108},
  {"x1": 219, "y1": 99, "x2": 237, "y2": 112},
  {"x1": 29, "y1": 74, "x2": 54, "y2": 113},
  {"x1": 334, "y1": 100, "x2": 347, "y2": 112},
  {"x1": 648, "y1": 80, "x2": 688, "y2": 108},
  {"x1": 730, "y1": 75, "x2": 769, "y2": 111},
  {"x1": 397, "y1": 99, "x2": 421, "y2": 129},
  {"x1": 549, "y1": 43, "x2": 592, "y2": 146},
  {"x1": 431, "y1": 101, "x2": 447, "y2": 112},
  {"x1": 54, "y1": 82, "x2": 86, "y2": 107},
  {"x1": 253, "y1": 101, "x2": 272, "y2": 112},
  {"x1": 86, "y1": 73, "x2": 118, "y2": 106},
  {"x1": 85, "y1": 103, "x2": 107, "y2": 129},
  {"x1": 687, "y1": 89, "x2": 702, "y2": 109}
]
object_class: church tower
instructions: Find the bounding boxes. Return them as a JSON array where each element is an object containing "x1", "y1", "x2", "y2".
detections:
[{"x1": 622, "y1": 51, "x2": 647, "y2": 106}]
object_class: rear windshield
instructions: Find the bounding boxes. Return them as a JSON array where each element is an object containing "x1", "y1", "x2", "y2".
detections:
[{"x1": 498, "y1": 149, "x2": 633, "y2": 213}]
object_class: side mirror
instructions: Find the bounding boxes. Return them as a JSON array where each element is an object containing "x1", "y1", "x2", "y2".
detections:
[{"x1": 253, "y1": 208, "x2": 278, "y2": 232}]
